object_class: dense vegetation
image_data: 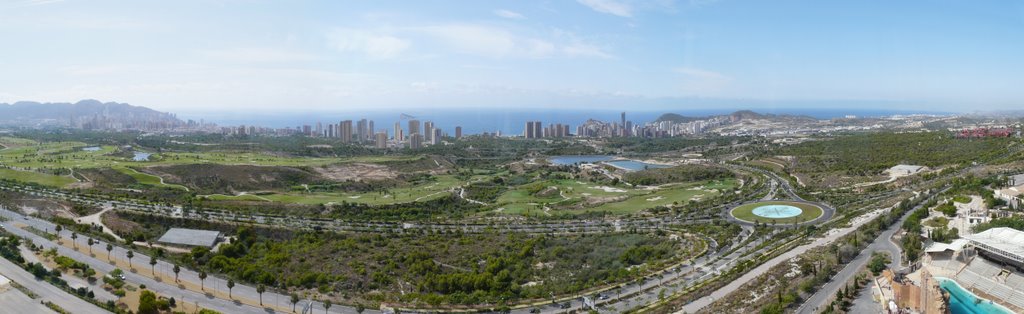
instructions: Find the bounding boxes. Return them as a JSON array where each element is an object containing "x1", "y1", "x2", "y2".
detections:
[
  {"x1": 172, "y1": 228, "x2": 686, "y2": 306},
  {"x1": 623, "y1": 164, "x2": 733, "y2": 186}
]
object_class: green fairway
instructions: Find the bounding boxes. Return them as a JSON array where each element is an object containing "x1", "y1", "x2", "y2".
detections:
[
  {"x1": 255, "y1": 175, "x2": 469, "y2": 205},
  {"x1": 0, "y1": 168, "x2": 77, "y2": 187},
  {"x1": 730, "y1": 201, "x2": 824, "y2": 224},
  {"x1": 496, "y1": 178, "x2": 738, "y2": 215}
]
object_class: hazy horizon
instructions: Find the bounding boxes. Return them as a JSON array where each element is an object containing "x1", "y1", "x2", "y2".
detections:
[{"x1": 2, "y1": 0, "x2": 1022, "y2": 112}]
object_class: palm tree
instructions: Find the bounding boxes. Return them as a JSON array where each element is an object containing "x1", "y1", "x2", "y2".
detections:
[
  {"x1": 149, "y1": 256, "x2": 157, "y2": 275},
  {"x1": 126, "y1": 250, "x2": 134, "y2": 269},
  {"x1": 324, "y1": 300, "x2": 332, "y2": 314},
  {"x1": 71, "y1": 232, "x2": 78, "y2": 249},
  {"x1": 290, "y1": 293, "x2": 299, "y2": 312},
  {"x1": 106, "y1": 243, "x2": 113, "y2": 261},
  {"x1": 198, "y1": 271, "x2": 207, "y2": 291},
  {"x1": 227, "y1": 279, "x2": 235, "y2": 299},
  {"x1": 87, "y1": 238, "x2": 94, "y2": 254},
  {"x1": 257, "y1": 284, "x2": 266, "y2": 306},
  {"x1": 173, "y1": 264, "x2": 181, "y2": 282},
  {"x1": 54, "y1": 225, "x2": 62, "y2": 238}
]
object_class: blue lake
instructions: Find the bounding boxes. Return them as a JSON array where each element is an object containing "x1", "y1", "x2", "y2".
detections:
[
  {"x1": 604, "y1": 160, "x2": 669, "y2": 171},
  {"x1": 132, "y1": 152, "x2": 151, "y2": 161},
  {"x1": 937, "y1": 277, "x2": 1012, "y2": 314},
  {"x1": 549, "y1": 155, "x2": 615, "y2": 165},
  {"x1": 82, "y1": 147, "x2": 101, "y2": 152}
]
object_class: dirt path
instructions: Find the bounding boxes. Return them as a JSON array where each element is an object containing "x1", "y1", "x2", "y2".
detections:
[{"x1": 75, "y1": 207, "x2": 125, "y2": 242}]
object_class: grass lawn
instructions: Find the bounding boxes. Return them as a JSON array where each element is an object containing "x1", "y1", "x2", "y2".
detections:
[
  {"x1": 258, "y1": 175, "x2": 468, "y2": 205},
  {"x1": 496, "y1": 178, "x2": 738, "y2": 215},
  {"x1": 730, "y1": 201, "x2": 823, "y2": 224},
  {"x1": 0, "y1": 168, "x2": 77, "y2": 187}
]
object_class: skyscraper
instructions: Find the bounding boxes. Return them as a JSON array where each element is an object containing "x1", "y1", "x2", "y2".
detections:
[
  {"x1": 368, "y1": 120, "x2": 374, "y2": 141},
  {"x1": 394, "y1": 122, "x2": 404, "y2": 142},
  {"x1": 534, "y1": 121, "x2": 542, "y2": 139},
  {"x1": 375, "y1": 131, "x2": 387, "y2": 148},
  {"x1": 621, "y1": 112, "x2": 627, "y2": 137},
  {"x1": 408, "y1": 120, "x2": 421, "y2": 136},
  {"x1": 432, "y1": 128, "x2": 442, "y2": 145},
  {"x1": 423, "y1": 121, "x2": 434, "y2": 142},
  {"x1": 340, "y1": 120, "x2": 353, "y2": 143},
  {"x1": 356, "y1": 119, "x2": 368, "y2": 143},
  {"x1": 455, "y1": 126, "x2": 462, "y2": 139},
  {"x1": 409, "y1": 133, "x2": 423, "y2": 149}
]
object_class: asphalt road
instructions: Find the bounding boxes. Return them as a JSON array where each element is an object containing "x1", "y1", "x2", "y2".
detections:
[
  {"x1": 795, "y1": 189, "x2": 942, "y2": 314},
  {"x1": 0, "y1": 253, "x2": 109, "y2": 314},
  {"x1": 1, "y1": 208, "x2": 378, "y2": 314},
  {"x1": 0, "y1": 288, "x2": 58, "y2": 314}
]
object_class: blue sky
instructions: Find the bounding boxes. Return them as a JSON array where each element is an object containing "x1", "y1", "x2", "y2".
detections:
[{"x1": 1, "y1": 0, "x2": 1022, "y2": 113}]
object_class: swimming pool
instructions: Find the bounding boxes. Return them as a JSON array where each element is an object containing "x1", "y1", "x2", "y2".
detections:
[
  {"x1": 936, "y1": 277, "x2": 1013, "y2": 314},
  {"x1": 752, "y1": 205, "x2": 803, "y2": 218}
]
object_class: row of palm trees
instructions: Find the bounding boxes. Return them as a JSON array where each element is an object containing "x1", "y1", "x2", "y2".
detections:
[{"x1": 54, "y1": 224, "x2": 343, "y2": 313}]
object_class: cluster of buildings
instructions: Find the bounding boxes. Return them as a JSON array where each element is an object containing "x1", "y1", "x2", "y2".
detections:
[{"x1": 224, "y1": 117, "x2": 464, "y2": 149}]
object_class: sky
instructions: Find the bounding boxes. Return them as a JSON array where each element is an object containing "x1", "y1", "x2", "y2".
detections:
[{"x1": 1, "y1": 0, "x2": 1023, "y2": 114}]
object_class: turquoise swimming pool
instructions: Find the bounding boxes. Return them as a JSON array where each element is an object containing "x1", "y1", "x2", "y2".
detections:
[
  {"x1": 936, "y1": 277, "x2": 1013, "y2": 314},
  {"x1": 752, "y1": 204, "x2": 803, "y2": 218}
]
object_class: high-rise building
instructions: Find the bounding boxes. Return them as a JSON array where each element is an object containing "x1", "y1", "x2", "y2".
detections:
[
  {"x1": 408, "y1": 120, "x2": 421, "y2": 136},
  {"x1": 455, "y1": 126, "x2": 462, "y2": 139},
  {"x1": 368, "y1": 120, "x2": 374, "y2": 141},
  {"x1": 356, "y1": 119, "x2": 368, "y2": 142},
  {"x1": 524, "y1": 121, "x2": 534, "y2": 138},
  {"x1": 621, "y1": 112, "x2": 626, "y2": 136},
  {"x1": 409, "y1": 133, "x2": 423, "y2": 149},
  {"x1": 315, "y1": 122, "x2": 323, "y2": 137},
  {"x1": 339, "y1": 120, "x2": 353, "y2": 142},
  {"x1": 424, "y1": 121, "x2": 434, "y2": 142},
  {"x1": 534, "y1": 121, "x2": 542, "y2": 138},
  {"x1": 394, "y1": 122, "x2": 404, "y2": 141},
  {"x1": 302, "y1": 125, "x2": 311, "y2": 136},
  {"x1": 375, "y1": 131, "x2": 387, "y2": 148},
  {"x1": 432, "y1": 128, "x2": 442, "y2": 145}
]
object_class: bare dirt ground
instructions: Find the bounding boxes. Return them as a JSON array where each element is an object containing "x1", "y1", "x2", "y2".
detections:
[{"x1": 314, "y1": 162, "x2": 397, "y2": 181}]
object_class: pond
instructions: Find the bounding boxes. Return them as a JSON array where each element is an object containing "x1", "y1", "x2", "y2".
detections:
[
  {"x1": 937, "y1": 277, "x2": 1012, "y2": 314},
  {"x1": 752, "y1": 205, "x2": 803, "y2": 218},
  {"x1": 604, "y1": 160, "x2": 670, "y2": 171},
  {"x1": 82, "y1": 146, "x2": 101, "y2": 152},
  {"x1": 548, "y1": 155, "x2": 615, "y2": 165},
  {"x1": 132, "y1": 152, "x2": 152, "y2": 161}
]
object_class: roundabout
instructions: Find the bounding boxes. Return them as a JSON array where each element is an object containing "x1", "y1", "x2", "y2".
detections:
[{"x1": 729, "y1": 200, "x2": 829, "y2": 226}]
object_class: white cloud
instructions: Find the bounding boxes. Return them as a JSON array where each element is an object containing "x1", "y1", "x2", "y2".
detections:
[
  {"x1": 493, "y1": 9, "x2": 525, "y2": 19},
  {"x1": 327, "y1": 28, "x2": 411, "y2": 59},
  {"x1": 200, "y1": 47, "x2": 319, "y2": 63},
  {"x1": 576, "y1": 0, "x2": 633, "y2": 17}
]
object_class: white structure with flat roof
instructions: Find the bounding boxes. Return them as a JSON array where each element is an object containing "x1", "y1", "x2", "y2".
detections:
[
  {"x1": 157, "y1": 228, "x2": 222, "y2": 248},
  {"x1": 964, "y1": 227, "x2": 1024, "y2": 267}
]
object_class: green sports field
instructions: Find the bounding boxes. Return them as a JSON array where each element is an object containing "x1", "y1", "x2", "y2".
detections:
[{"x1": 730, "y1": 200, "x2": 823, "y2": 224}]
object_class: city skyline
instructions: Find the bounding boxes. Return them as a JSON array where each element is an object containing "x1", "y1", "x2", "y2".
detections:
[{"x1": 2, "y1": 1, "x2": 1023, "y2": 112}]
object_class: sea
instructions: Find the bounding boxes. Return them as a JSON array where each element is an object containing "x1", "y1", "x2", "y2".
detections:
[{"x1": 183, "y1": 108, "x2": 954, "y2": 136}]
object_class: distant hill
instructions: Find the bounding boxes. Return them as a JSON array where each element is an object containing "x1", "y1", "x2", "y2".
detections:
[
  {"x1": 655, "y1": 110, "x2": 818, "y2": 123},
  {"x1": 654, "y1": 113, "x2": 701, "y2": 123},
  {"x1": 0, "y1": 99, "x2": 183, "y2": 129}
]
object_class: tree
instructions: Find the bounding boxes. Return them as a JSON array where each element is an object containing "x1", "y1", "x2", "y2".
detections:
[
  {"x1": 355, "y1": 304, "x2": 365, "y2": 314},
  {"x1": 149, "y1": 256, "x2": 158, "y2": 275},
  {"x1": 106, "y1": 243, "x2": 113, "y2": 261},
  {"x1": 290, "y1": 293, "x2": 300, "y2": 312},
  {"x1": 257, "y1": 284, "x2": 266, "y2": 306},
  {"x1": 137, "y1": 290, "x2": 159, "y2": 314},
  {"x1": 198, "y1": 271, "x2": 207, "y2": 291},
  {"x1": 54, "y1": 225, "x2": 62, "y2": 238},
  {"x1": 126, "y1": 250, "x2": 134, "y2": 269},
  {"x1": 173, "y1": 264, "x2": 181, "y2": 282},
  {"x1": 227, "y1": 279, "x2": 235, "y2": 299},
  {"x1": 71, "y1": 232, "x2": 78, "y2": 249},
  {"x1": 87, "y1": 238, "x2": 94, "y2": 254},
  {"x1": 324, "y1": 300, "x2": 332, "y2": 314}
]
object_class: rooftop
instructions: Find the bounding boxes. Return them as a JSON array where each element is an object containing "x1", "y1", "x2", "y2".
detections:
[
  {"x1": 157, "y1": 228, "x2": 221, "y2": 248},
  {"x1": 964, "y1": 227, "x2": 1024, "y2": 262}
]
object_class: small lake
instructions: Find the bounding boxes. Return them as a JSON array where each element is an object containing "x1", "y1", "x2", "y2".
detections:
[
  {"x1": 82, "y1": 147, "x2": 101, "y2": 152},
  {"x1": 937, "y1": 277, "x2": 1012, "y2": 314},
  {"x1": 548, "y1": 155, "x2": 615, "y2": 165},
  {"x1": 132, "y1": 152, "x2": 151, "y2": 161},
  {"x1": 605, "y1": 160, "x2": 670, "y2": 171}
]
